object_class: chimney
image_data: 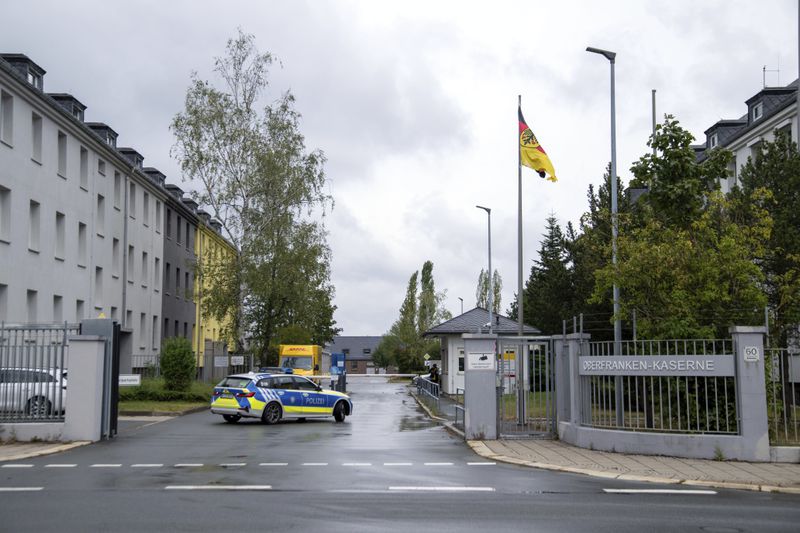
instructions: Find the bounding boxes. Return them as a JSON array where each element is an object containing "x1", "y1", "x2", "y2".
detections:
[
  {"x1": 209, "y1": 219, "x2": 223, "y2": 233},
  {"x1": 86, "y1": 122, "x2": 118, "y2": 149},
  {"x1": 164, "y1": 184, "x2": 184, "y2": 199},
  {"x1": 143, "y1": 167, "x2": 166, "y2": 187},
  {"x1": 48, "y1": 93, "x2": 86, "y2": 122},
  {"x1": 0, "y1": 54, "x2": 45, "y2": 90},
  {"x1": 117, "y1": 147, "x2": 144, "y2": 170},
  {"x1": 196, "y1": 209, "x2": 211, "y2": 224},
  {"x1": 182, "y1": 198, "x2": 199, "y2": 212}
]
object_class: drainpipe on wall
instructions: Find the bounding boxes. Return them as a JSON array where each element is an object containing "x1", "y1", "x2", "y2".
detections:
[{"x1": 120, "y1": 167, "x2": 132, "y2": 327}]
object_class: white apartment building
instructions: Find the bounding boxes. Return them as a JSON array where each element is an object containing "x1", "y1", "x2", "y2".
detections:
[
  {"x1": 0, "y1": 54, "x2": 165, "y2": 357},
  {"x1": 697, "y1": 80, "x2": 797, "y2": 192}
]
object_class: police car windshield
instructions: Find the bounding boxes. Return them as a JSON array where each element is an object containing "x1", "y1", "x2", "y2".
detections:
[
  {"x1": 282, "y1": 356, "x2": 313, "y2": 370},
  {"x1": 218, "y1": 377, "x2": 251, "y2": 388}
]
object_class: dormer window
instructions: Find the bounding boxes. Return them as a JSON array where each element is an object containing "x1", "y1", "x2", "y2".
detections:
[
  {"x1": 709, "y1": 133, "x2": 718, "y2": 149},
  {"x1": 71, "y1": 104, "x2": 83, "y2": 121},
  {"x1": 105, "y1": 132, "x2": 116, "y2": 148},
  {"x1": 752, "y1": 102, "x2": 763, "y2": 122},
  {"x1": 26, "y1": 71, "x2": 43, "y2": 90}
]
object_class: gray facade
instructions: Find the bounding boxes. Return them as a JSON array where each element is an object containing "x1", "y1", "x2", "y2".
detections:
[
  {"x1": 157, "y1": 179, "x2": 197, "y2": 343},
  {"x1": 325, "y1": 336, "x2": 382, "y2": 373}
]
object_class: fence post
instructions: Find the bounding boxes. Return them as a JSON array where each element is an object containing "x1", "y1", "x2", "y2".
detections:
[{"x1": 729, "y1": 326, "x2": 770, "y2": 461}]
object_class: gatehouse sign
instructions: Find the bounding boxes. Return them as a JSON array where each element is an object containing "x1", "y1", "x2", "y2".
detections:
[{"x1": 579, "y1": 355, "x2": 735, "y2": 377}]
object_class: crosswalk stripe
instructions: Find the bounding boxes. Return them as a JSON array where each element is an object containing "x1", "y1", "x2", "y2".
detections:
[
  {"x1": 0, "y1": 487, "x2": 43, "y2": 492},
  {"x1": 603, "y1": 489, "x2": 717, "y2": 495},
  {"x1": 389, "y1": 486, "x2": 495, "y2": 492},
  {"x1": 165, "y1": 485, "x2": 271, "y2": 491}
]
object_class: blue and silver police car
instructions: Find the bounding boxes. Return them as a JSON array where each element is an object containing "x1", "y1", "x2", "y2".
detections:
[{"x1": 210, "y1": 372, "x2": 352, "y2": 424}]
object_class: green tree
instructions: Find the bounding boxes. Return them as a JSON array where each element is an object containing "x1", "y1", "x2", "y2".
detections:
[
  {"x1": 731, "y1": 131, "x2": 800, "y2": 344},
  {"x1": 171, "y1": 30, "x2": 338, "y2": 362},
  {"x1": 475, "y1": 269, "x2": 503, "y2": 314},
  {"x1": 160, "y1": 337, "x2": 196, "y2": 392}
]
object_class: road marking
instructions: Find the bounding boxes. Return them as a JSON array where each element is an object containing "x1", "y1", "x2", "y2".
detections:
[
  {"x1": 467, "y1": 462, "x2": 496, "y2": 466},
  {"x1": 302, "y1": 463, "x2": 329, "y2": 466},
  {"x1": 174, "y1": 463, "x2": 204, "y2": 467},
  {"x1": 603, "y1": 489, "x2": 717, "y2": 495},
  {"x1": 131, "y1": 464, "x2": 164, "y2": 468},
  {"x1": 90, "y1": 464, "x2": 122, "y2": 468},
  {"x1": 389, "y1": 486, "x2": 495, "y2": 492},
  {"x1": 423, "y1": 462, "x2": 454, "y2": 466},
  {"x1": 259, "y1": 463, "x2": 288, "y2": 466},
  {"x1": 0, "y1": 487, "x2": 44, "y2": 492},
  {"x1": 45, "y1": 464, "x2": 77, "y2": 468},
  {"x1": 383, "y1": 462, "x2": 413, "y2": 466},
  {"x1": 1, "y1": 464, "x2": 34, "y2": 468},
  {"x1": 220, "y1": 463, "x2": 247, "y2": 467},
  {"x1": 342, "y1": 463, "x2": 372, "y2": 467},
  {"x1": 165, "y1": 485, "x2": 272, "y2": 491}
]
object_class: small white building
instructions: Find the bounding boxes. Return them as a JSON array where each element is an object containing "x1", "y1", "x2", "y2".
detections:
[{"x1": 423, "y1": 307, "x2": 540, "y2": 395}]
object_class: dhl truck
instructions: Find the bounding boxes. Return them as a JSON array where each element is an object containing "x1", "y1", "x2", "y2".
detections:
[{"x1": 278, "y1": 345, "x2": 331, "y2": 376}]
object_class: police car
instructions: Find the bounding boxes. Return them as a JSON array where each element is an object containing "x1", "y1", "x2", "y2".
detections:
[{"x1": 210, "y1": 372, "x2": 352, "y2": 424}]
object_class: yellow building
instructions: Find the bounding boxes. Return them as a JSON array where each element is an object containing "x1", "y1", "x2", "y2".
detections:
[{"x1": 194, "y1": 212, "x2": 238, "y2": 370}]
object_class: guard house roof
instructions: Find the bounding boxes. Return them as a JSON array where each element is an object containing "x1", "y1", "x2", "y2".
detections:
[{"x1": 423, "y1": 307, "x2": 541, "y2": 337}]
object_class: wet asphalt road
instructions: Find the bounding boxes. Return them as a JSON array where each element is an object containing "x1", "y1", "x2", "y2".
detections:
[{"x1": 1, "y1": 377, "x2": 799, "y2": 532}]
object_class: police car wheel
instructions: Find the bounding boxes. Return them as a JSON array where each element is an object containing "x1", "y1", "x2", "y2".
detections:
[
  {"x1": 333, "y1": 401, "x2": 346, "y2": 423},
  {"x1": 262, "y1": 402, "x2": 282, "y2": 425},
  {"x1": 223, "y1": 414, "x2": 241, "y2": 423}
]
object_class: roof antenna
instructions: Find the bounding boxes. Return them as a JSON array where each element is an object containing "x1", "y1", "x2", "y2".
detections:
[{"x1": 763, "y1": 65, "x2": 780, "y2": 88}]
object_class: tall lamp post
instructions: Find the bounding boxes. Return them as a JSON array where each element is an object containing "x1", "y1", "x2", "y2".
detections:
[
  {"x1": 476, "y1": 205, "x2": 492, "y2": 334},
  {"x1": 587, "y1": 45, "x2": 623, "y2": 426}
]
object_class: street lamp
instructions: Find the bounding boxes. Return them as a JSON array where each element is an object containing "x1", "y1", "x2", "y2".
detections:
[
  {"x1": 587, "y1": 45, "x2": 623, "y2": 426},
  {"x1": 476, "y1": 205, "x2": 492, "y2": 334}
]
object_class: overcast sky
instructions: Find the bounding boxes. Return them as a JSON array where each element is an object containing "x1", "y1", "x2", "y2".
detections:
[{"x1": 3, "y1": 1, "x2": 797, "y2": 335}]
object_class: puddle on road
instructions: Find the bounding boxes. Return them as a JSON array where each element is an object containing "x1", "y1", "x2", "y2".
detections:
[{"x1": 399, "y1": 414, "x2": 436, "y2": 431}]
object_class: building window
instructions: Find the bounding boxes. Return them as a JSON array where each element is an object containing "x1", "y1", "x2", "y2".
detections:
[
  {"x1": 76, "y1": 299, "x2": 85, "y2": 321},
  {"x1": 183, "y1": 322, "x2": 188, "y2": 339},
  {"x1": 176, "y1": 267, "x2": 181, "y2": 295},
  {"x1": 187, "y1": 273, "x2": 193, "y2": 299},
  {"x1": 31, "y1": 113, "x2": 42, "y2": 162},
  {"x1": 77, "y1": 222, "x2": 87, "y2": 267},
  {"x1": 363, "y1": 348, "x2": 371, "y2": 355},
  {"x1": 96, "y1": 194, "x2": 105, "y2": 237},
  {"x1": 97, "y1": 158, "x2": 106, "y2": 176},
  {"x1": 128, "y1": 245, "x2": 135, "y2": 283},
  {"x1": 165, "y1": 262, "x2": 171, "y2": 294},
  {"x1": 752, "y1": 102, "x2": 763, "y2": 122},
  {"x1": 0, "y1": 186, "x2": 9, "y2": 243},
  {"x1": 175, "y1": 320, "x2": 179, "y2": 338},
  {"x1": 342, "y1": 348, "x2": 350, "y2": 355},
  {"x1": 350, "y1": 360, "x2": 358, "y2": 370},
  {"x1": 111, "y1": 306, "x2": 118, "y2": 321},
  {"x1": 129, "y1": 182, "x2": 136, "y2": 218},
  {"x1": 154, "y1": 257, "x2": 161, "y2": 290},
  {"x1": 140, "y1": 313, "x2": 147, "y2": 349},
  {"x1": 112, "y1": 238, "x2": 120, "y2": 278},
  {"x1": 0, "y1": 284, "x2": 6, "y2": 321},
  {"x1": 57, "y1": 131, "x2": 67, "y2": 177},
  {"x1": 113, "y1": 171, "x2": 121, "y2": 209},
  {"x1": 53, "y1": 295, "x2": 63, "y2": 323},
  {"x1": 143, "y1": 192, "x2": 149, "y2": 227},
  {"x1": 95, "y1": 267, "x2": 103, "y2": 307},
  {"x1": 176, "y1": 216, "x2": 182, "y2": 244},
  {"x1": 164, "y1": 317, "x2": 169, "y2": 338},
  {"x1": 155, "y1": 201, "x2": 162, "y2": 233},
  {"x1": 142, "y1": 251, "x2": 149, "y2": 287},
  {"x1": 0, "y1": 90, "x2": 12, "y2": 146},
  {"x1": 28, "y1": 200, "x2": 40, "y2": 252},
  {"x1": 26, "y1": 290, "x2": 37, "y2": 322},
  {"x1": 54, "y1": 211, "x2": 65, "y2": 260},
  {"x1": 458, "y1": 349, "x2": 465, "y2": 373},
  {"x1": 709, "y1": 133, "x2": 718, "y2": 149},
  {"x1": 152, "y1": 315, "x2": 159, "y2": 349},
  {"x1": 125, "y1": 309, "x2": 132, "y2": 327},
  {"x1": 26, "y1": 70, "x2": 42, "y2": 90},
  {"x1": 79, "y1": 147, "x2": 88, "y2": 190},
  {"x1": 185, "y1": 224, "x2": 190, "y2": 249},
  {"x1": 166, "y1": 208, "x2": 172, "y2": 238}
]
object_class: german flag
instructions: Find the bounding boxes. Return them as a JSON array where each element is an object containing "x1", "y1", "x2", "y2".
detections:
[{"x1": 519, "y1": 108, "x2": 557, "y2": 182}]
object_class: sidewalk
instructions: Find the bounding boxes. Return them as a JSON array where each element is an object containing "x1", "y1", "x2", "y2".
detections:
[{"x1": 413, "y1": 389, "x2": 800, "y2": 495}]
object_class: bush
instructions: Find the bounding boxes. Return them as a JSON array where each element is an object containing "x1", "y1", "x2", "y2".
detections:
[
  {"x1": 118, "y1": 378, "x2": 214, "y2": 403},
  {"x1": 160, "y1": 337, "x2": 196, "y2": 392}
]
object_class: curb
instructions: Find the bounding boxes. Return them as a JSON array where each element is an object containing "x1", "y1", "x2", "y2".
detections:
[
  {"x1": 466, "y1": 441, "x2": 800, "y2": 495},
  {"x1": 409, "y1": 391, "x2": 465, "y2": 439},
  {"x1": 118, "y1": 405, "x2": 208, "y2": 417},
  {"x1": 0, "y1": 441, "x2": 90, "y2": 462}
]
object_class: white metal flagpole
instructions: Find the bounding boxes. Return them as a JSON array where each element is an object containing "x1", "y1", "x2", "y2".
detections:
[{"x1": 517, "y1": 94, "x2": 524, "y2": 336}]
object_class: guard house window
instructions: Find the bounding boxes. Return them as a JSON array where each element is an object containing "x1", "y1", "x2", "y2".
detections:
[
  {"x1": 458, "y1": 348, "x2": 465, "y2": 373},
  {"x1": 57, "y1": 131, "x2": 67, "y2": 177},
  {"x1": 0, "y1": 90, "x2": 12, "y2": 146},
  {"x1": 752, "y1": 102, "x2": 763, "y2": 122}
]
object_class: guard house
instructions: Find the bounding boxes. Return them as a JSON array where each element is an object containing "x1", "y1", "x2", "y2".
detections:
[{"x1": 423, "y1": 307, "x2": 540, "y2": 395}]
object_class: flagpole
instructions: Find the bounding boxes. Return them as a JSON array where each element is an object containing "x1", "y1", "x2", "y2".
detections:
[{"x1": 517, "y1": 94, "x2": 524, "y2": 336}]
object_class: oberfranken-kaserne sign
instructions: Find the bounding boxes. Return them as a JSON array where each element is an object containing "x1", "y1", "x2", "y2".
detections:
[{"x1": 579, "y1": 355, "x2": 735, "y2": 377}]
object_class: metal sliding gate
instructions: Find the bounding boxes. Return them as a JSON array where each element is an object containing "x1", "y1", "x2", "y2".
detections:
[{"x1": 496, "y1": 336, "x2": 556, "y2": 438}]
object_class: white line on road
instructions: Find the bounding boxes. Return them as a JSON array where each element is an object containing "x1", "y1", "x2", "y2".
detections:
[
  {"x1": 131, "y1": 464, "x2": 164, "y2": 468},
  {"x1": 0, "y1": 487, "x2": 44, "y2": 492},
  {"x1": 383, "y1": 462, "x2": 413, "y2": 466},
  {"x1": 342, "y1": 463, "x2": 372, "y2": 467},
  {"x1": 603, "y1": 489, "x2": 717, "y2": 495},
  {"x1": 220, "y1": 463, "x2": 247, "y2": 467},
  {"x1": 165, "y1": 485, "x2": 272, "y2": 491},
  {"x1": 259, "y1": 463, "x2": 288, "y2": 466},
  {"x1": 174, "y1": 464, "x2": 204, "y2": 467},
  {"x1": 45, "y1": 464, "x2": 77, "y2": 468},
  {"x1": 302, "y1": 463, "x2": 329, "y2": 466},
  {"x1": 90, "y1": 464, "x2": 122, "y2": 468},
  {"x1": 1, "y1": 464, "x2": 33, "y2": 468},
  {"x1": 467, "y1": 462, "x2": 496, "y2": 466},
  {"x1": 423, "y1": 462, "x2": 454, "y2": 466},
  {"x1": 389, "y1": 486, "x2": 495, "y2": 492}
]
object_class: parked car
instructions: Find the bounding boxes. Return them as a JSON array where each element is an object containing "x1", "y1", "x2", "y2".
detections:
[
  {"x1": 0, "y1": 368, "x2": 68, "y2": 417},
  {"x1": 210, "y1": 372, "x2": 352, "y2": 424}
]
